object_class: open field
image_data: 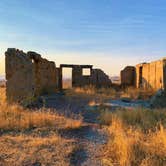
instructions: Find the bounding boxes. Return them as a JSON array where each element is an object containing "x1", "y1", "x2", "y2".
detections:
[{"x1": 0, "y1": 87, "x2": 166, "y2": 166}]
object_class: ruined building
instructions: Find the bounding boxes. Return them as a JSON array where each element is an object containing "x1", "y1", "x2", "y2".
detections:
[
  {"x1": 5, "y1": 48, "x2": 58, "y2": 102},
  {"x1": 121, "y1": 58, "x2": 166, "y2": 90},
  {"x1": 5, "y1": 48, "x2": 112, "y2": 102},
  {"x1": 120, "y1": 66, "x2": 136, "y2": 87}
]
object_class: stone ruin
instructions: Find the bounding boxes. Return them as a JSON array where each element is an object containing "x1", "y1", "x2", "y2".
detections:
[
  {"x1": 120, "y1": 66, "x2": 136, "y2": 87},
  {"x1": 59, "y1": 64, "x2": 111, "y2": 89},
  {"x1": 121, "y1": 58, "x2": 166, "y2": 90},
  {"x1": 5, "y1": 48, "x2": 58, "y2": 103},
  {"x1": 5, "y1": 48, "x2": 112, "y2": 102},
  {"x1": 5, "y1": 48, "x2": 166, "y2": 104}
]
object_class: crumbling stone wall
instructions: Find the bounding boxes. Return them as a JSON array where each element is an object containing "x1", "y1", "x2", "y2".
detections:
[
  {"x1": 72, "y1": 65, "x2": 92, "y2": 87},
  {"x1": 91, "y1": 69, "x2": 112, "y2": 88},
  {"x1": 5, "y1": 48, "x2": 112, "y2": 102},
  {"x1": 121, "y1": 58, "x2": 166, "y2": 91},
  {"x1": 136, "y1": 59, "x2": 165, "y2": 90},
  {"x1": 27, "y1": 51, "x2": 58, "y2": 95},
  {"x1": 121, "y1": 66, "x2": 136, "y2": 87},
  {"x1": 72, "y1": 68, "x2": 111, "y2": 88},
  {"x1": 59, "y1": 64, "x2": 112, "y2": 89},
  {"x1": 5, "y1": 48, "x2": 35, "y2": 102},
  {"x1": 5, "y1": 48, "x2": 58, "y2": 103}
]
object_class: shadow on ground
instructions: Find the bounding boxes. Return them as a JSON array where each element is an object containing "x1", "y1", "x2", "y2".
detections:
[
  {"x1": 40, "y1": 93, "x2": 102, "y2": 123},
  {"x1": 69, "y1": 146, "x2": 88, "y2": 166}
]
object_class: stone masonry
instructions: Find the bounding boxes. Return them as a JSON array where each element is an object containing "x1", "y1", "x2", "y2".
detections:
[
  {"x1": 5, "y1": 48, "x2": 58, "y2": 102},
  {"x1": 136, "y1": 59, "x2": 166, "y2": 90},
  {"x1": 59, "y1": 64, "x2": 112, "y2": 89},
  {"x1": 121, "y1": 66, "x2": 136, "y2": 87},
  {"x1": 121, "y1": 58, "x2": 166, "y2": 91},
  {"x1": 5, "y1": 48, "x2": 112, "y2": 103}
]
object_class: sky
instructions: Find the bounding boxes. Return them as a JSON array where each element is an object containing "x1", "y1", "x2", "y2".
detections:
[{"x1": 1, "y1": 0, "x2": 166, "y2": 76}]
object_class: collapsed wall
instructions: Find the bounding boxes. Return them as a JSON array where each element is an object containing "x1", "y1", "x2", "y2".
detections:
[
  {"x1": 121, "y1": 58, "x2": 166, "y2": 91},
  {"x1": 136, "y1": 59, "x2": 166, "y2": 90},
  {"x1": 91, "y1": 69, "x2": 112, "y2": 88},
  {"x1": 5, "y1": 48, "x2": 58, "y2": 103},
  {"x1": 121, "y1": 66, "x2": 136, "y2": 87},
  {"x1": 28, "y1": 51, "x2": 58, "y2": 96},
  {"x1": 5, "y1": 48, "x2": 112, "y2": 102},
  {"x1": 59, "y1": 64, "x2": 112, "y2": 88},
  {"x1": 72, "y1": 65, "x2": 93, "y2": 87},
  {"x1": 5, "y1": 49, "x2": 35, "y2": 102}
]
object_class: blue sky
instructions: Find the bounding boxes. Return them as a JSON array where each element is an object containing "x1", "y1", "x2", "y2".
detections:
[{"x1": 1, "y1": 0, "x2": 166, "y2": 76}]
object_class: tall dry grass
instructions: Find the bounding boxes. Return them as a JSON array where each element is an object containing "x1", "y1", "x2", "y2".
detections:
[
  {"x1": 0, "y1": 104, "x2": 82, "y2": 131},
  {"x1": 0, "y1": 87, "x2": 82, "y2": 165},
  {"x1": 72, "y1": 86, "x2": 154, "y2": 100},
  {"x1": 0, "y1": 130, "x2": 75, "y2": 165},
  {"x1": 121, "y1": 87, "x2": 155, "y2": 100},
  {"x1": 102, "y1": 117, "x2": 166, "y2": 166},
  {"x1": 72, "y1": 86, "x2": 117, "y2": 99},
  {"x1": 99, "y1": 109, "x2": 166, "y2": 131},
  {"x1": 0, "y1": 87, "x2": 82, "y2": 131}
]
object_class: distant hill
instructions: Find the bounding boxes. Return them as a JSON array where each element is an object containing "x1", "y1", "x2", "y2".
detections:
[
  {"x1": 0, "y1": 75, "x2": 5, "y2": 81},
  {"x1": 111, "y1": 76, "x2": 120, "y2": 84},
  {"x1": 0, "y1": 75, "x2": 6, "y2": 87}
]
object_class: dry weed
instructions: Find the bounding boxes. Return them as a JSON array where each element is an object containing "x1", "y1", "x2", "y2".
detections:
[{"x1": 102, "y1": 117, "x2": 166, "y2": 166}]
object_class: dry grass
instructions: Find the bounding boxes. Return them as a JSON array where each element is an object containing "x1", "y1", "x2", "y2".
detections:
[
  {"x1": 66, "y1": 86, "x2": 166, "y2": 165},
  {"x1": 0, "y1": 133, "x2": 75, "y2": 165},
  {"x1": 102, "y1": 117, "x2": 166, "y2": 166},
  {"x1": 63, "y1": 79, "x2": 72, "y2": 89},
  {"x1": 0, "y1": 104, "x2": 82, "y2": 131},
  {"x1": 99, "y1": 109, "x2": 166, "y2": 131},
  {"x1": 1, "y1": 86, "x2": 166, "y2": 165},
  {"x1": 72, "y1": 86, "x2": 118, "y2": 100},
  {"x1": 0, "y1": 86, "x2": 6, "y2": 103},
  {"x1": 72, "y1": 86, "x2": 155, "y2": 100},
  {"x1": 0, "y1": 87, "x2": 82, "y2": 165},
  {"x1": 73, "y1": 86, "x2": 96, "y2": 95},
  {"x1": 121, "y1": 87, "x2": 155, "y2": 100},
  {"x1": 0, "y1": 102, "x2": 83, "y2": 132},
  {"x1": 0, "y1": 88, "x2": 82, "y2": 132},
  {"x1": 0, "y1": 104, "x2": 58, "y2": 131}
]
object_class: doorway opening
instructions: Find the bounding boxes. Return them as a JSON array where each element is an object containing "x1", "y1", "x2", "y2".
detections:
[{"x1": 62, "y1": 68, "x2": 72, "y2": 89}]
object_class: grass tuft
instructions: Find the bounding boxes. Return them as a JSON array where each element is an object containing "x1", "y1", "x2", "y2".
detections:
[{"x1": 102, "y1": 117, "x2": 166, "y2": 166}]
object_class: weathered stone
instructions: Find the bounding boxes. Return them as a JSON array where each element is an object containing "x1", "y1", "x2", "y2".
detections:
[
  {"x1": 136, "y1": 59, "x2": 166, "y2": 90},
  {"x1": 121, "y1": 66, "x2": 136, "y2": 87},
  {"x1": 91, "y1": 69, "x2": 112, "y2": 88},
  {"x1": 121, "y1": 58, "x2": 166, "y2": 91},
  {"x1": 59, "y1": 65, "x2": 112, "y2": 88},
  {"x1": 5, "y1": 48, "x2": 112, "y2": 103},
  {"x1": 5, "y1": 48, "x2": 58, "y2": 103},
  {"x1": 27, "y1": 51, "x2": 42, "y2": 61},
  {"x1": 5, "y1": 49, "x2": 35, "y2": 102}
]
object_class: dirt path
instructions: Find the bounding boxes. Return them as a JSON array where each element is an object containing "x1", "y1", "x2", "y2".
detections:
[
  {"x1": 41, "y1": 94, "x2": 108, "y2": 165},
  {"x1": 59, "y1": 124, "x2": 107, "y2": 166}
]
